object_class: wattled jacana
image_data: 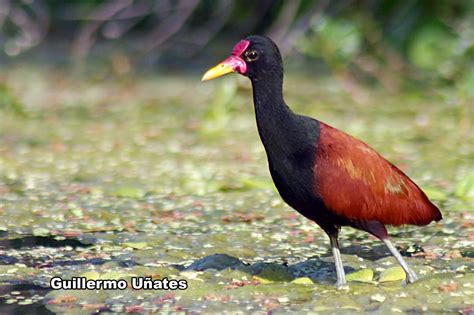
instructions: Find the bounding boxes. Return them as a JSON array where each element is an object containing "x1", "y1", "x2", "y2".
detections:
[{"x1": 202, "y1": 35, "x2": 442, "y2": 285}]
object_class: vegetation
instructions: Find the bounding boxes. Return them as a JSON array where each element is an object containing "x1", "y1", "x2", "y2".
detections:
[
  {"x1": 1, "y1": 0, "x2": 473, "y2": 87},
  {"x1": 0, "y1": 1, "x2": 472, "y2": 313},
  {"x1": 0, "y1": 67, "x2": 472, "y2": 313}
]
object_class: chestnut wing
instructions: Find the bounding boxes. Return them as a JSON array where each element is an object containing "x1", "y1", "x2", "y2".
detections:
[{"x1": 314, "y1": 123, "x2": 441, "y2": 226}]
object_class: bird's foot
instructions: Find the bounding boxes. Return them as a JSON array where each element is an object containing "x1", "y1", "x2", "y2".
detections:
[
  {"x1": 405, "y1": 270, "x2": 418, "y2": 284},
  {"x1": 335, "y1": 280, "x2": 348, "y2": 289}
]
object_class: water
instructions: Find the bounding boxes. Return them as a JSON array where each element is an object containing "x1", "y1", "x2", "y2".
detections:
[{"x1": 0, "y1": 67, "x2": 472, "y2": 313}]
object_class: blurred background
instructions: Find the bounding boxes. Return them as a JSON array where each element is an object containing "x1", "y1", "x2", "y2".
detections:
[
  {"x1": 0, "y1": 1, "x2": 473, "y2": 313},
  {"x1": 0, "y1": 0, "x2": 473, "y2": 231},
  {"x1": 0, "y1": 0, "x2": 473, "y2": 89}
]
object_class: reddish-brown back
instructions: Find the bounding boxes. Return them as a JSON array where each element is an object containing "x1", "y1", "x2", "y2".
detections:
[{"x1": 314, "y1": 122, "x2": 442, "y2": 226}]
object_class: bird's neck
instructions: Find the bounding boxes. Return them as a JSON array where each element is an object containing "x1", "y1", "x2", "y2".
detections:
[{"x1": 250, "y1": 75, "x2": 299, "y2": 157}]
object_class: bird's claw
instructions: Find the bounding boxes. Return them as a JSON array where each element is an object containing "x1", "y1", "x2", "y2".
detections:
[
  {"x1": 406, "y1": 272, "x2": 418, "y2": 284},
  {"x1": 335, "y1": 280, "x2": 348, "y2": 289}
]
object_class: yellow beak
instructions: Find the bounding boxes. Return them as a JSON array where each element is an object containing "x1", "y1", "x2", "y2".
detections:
[
  {"x1": 201, "y1": 55, "x2": 247, "y2": 81},
  {"x1": 201, "y1": 62, "x2": 235, "y2": 81}
]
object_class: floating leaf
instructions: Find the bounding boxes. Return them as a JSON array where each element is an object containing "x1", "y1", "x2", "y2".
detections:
[
  {"x1": 346, "y1": 268, "x2": 374, "y2": 283},
  {"x1": 219, "y1": 177, "x2": 276, "y2": 192},
  {"x1": 180, "y1": 271, "x2": 203, "y2": 280},
  {"x1": 112, "y1": 187, "x2": 144, "y2": 199},
  {"x1": 123, "y1": 242, "x2": 149, "y2": 249},
  {"x1": 240, "y1": 177, "x2": 276, "y2": 191},
  {"x1": 458, "y1": 68, "x2": 474, "y2": 98},
  {"x1": 379, "y1": 266, "x2": 406, "y2": 282},
  {"x1": 454, "y1": 173, "x2": 474, "y2": 202},
  {"x1": 300, "y1": 16, "x2": 362, "y2": 64},
  {"x1": 80, "y1": 271, "x2": 100, "y2": 280},
  {"x1": 32, "y1": 227, "x2": 50, "y2": 236},
  {"x1": 450, "y1": 202, "x2": 472, "y2": 211},
  {"x1": 313, "y1": 306, "x2": 333, "y2": 312},
  {"x1": 201, "y1": 79, "x2": 238, "y2": 134},
  {"x1": 408, "y1": 23, "x2": 457, "y2": 73},
  {"x1": 423, "y1": 187, "x2": 448, "y2": 201},
  {"x1": 99, "y1": 271, "x2": 125, "y2": 280},
  {"x1": 46, "y1": 294, "x2": 77, "y2": 305},
  {"x1": 254, "y1": 265, "x2": 294, "y2": 282},
  {"x1": 370, "y1": 293, "x2": 386, "y2": 302},
  {"x1": 0, "y1": 83, "x2": 27, "y2": 117},
  {"x1": 291, "y1": 277, "x2": 314, "y2": 285},
  {"x1": 253, "y1": 276, "x2": 273, "y2": 284}
]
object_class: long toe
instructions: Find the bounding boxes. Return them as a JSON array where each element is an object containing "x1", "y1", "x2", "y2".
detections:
[{"x1": 406, "y1": 270, "x2": 418, "y2": 283}]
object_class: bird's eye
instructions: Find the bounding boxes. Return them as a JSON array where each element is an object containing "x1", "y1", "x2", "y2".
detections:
[{"x1": 245, "y1": 50, "x2": 259, "y2": 62}]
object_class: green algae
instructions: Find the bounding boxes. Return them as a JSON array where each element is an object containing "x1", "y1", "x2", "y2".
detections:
[
  {"x1": 378, "y1": 266, "x2": 406, "y2": 283},
  {"x1": 346, "y1": 268, "x2": 374, "y2": 283},
  {"x1": 0, "y1": 67, "x2": 472, "y2": 313}
]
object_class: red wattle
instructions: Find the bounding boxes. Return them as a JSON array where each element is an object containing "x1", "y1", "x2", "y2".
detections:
[
  {"x1": 223, "y1": 56, "x2": 247, "y2": 74},
  {"x1": 232, "y1": 40, "x2": 250, "y2": 57}
]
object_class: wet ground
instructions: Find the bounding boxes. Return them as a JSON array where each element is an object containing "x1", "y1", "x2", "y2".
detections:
[{"x1": 0, "y1": 67, "x2": 473, "y2": 313}]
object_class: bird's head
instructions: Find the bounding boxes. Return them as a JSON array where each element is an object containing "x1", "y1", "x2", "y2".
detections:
[{"x1": 202, "y1": 35, "x2": 282, "y2": 81}]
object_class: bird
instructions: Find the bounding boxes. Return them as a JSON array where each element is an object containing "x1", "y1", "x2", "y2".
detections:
[{"x1": 202, "y1": 35, "x2": 442, "y2": 286}]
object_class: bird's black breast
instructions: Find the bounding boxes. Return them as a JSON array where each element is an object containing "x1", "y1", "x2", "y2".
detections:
[{"x1": 264, "y1": 117, "x2": 329, "y2": 223}]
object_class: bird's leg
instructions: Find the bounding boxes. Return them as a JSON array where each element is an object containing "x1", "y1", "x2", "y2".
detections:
[
  {"x1": 382, "y1": 238, "x2": 418, "y2": 283},
  {"x1": 329, "y1": 233, "x2": 346, "y2": 286}
]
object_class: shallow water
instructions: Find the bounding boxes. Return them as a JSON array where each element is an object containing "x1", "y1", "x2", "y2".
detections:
[{"x1": 0, "y1": 67, "x2": 472, "y2": 313}]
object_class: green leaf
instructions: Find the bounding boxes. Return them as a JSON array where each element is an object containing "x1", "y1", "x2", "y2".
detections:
[
  {"x1": 254, "y1": 265, "x2": 294, "y2": 282},
  {"x1": 0, "y1": 83, "x2": 27, "y2": 117},
  {"x1": 123, "y1": 242, "x2": 149, "y2": 249},
  {"x1": 458, "y1": 69, "x2": 474, "y2": 98},
  {"x1": 346, "y1": 268, "x2": 374, "y2": 283},
  {"x1": 112, "y1": 187, "x2": 144, "y2": 199},
  {"x1": 253, "y1": 276, "x2": 274, "y2": 284},
  {"x1": 80, "y1": 271, "x2": 100, "y2": 280},
  {"x1": 99, "y1": 271, "x2": 125, "y2": 280},
  {"x1": 379, "y1": 266, "x2": 406, "y2": 282},
  {"x1": 291, "y1": 277, "x2": 314, "y2": 285},
  {"x1": 370, "y1": 293, "x2": 386, "y2": 302},
  {"x1": 408, "y1": 23, "x2": 457, "y2": 72},
  {"x1": 300, "y1": 16, "x2": 362, "y2": 64},
  {"x1": 32, "y1": 227, "x2": 50, "y2": 236},
  {"x1": 450, "y1": 201, "x2": 472, "y2": 211},
  {"x1": 423, "y1": 187, "x2": 448, "y2": 201},
  {"x1": 240, "y1": 177, "x2": 276, "y2": 190},
  {"x1": 454, "y1": 173, "x2": 474, "y2": 202},
  {"x1": 201, "y1": 79, "x2": 238, "y2": 134}
]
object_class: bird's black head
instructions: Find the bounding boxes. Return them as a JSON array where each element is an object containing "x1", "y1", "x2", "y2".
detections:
[{"x1": 202, "y1": 35, "x2": 283, "y2": 82}]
